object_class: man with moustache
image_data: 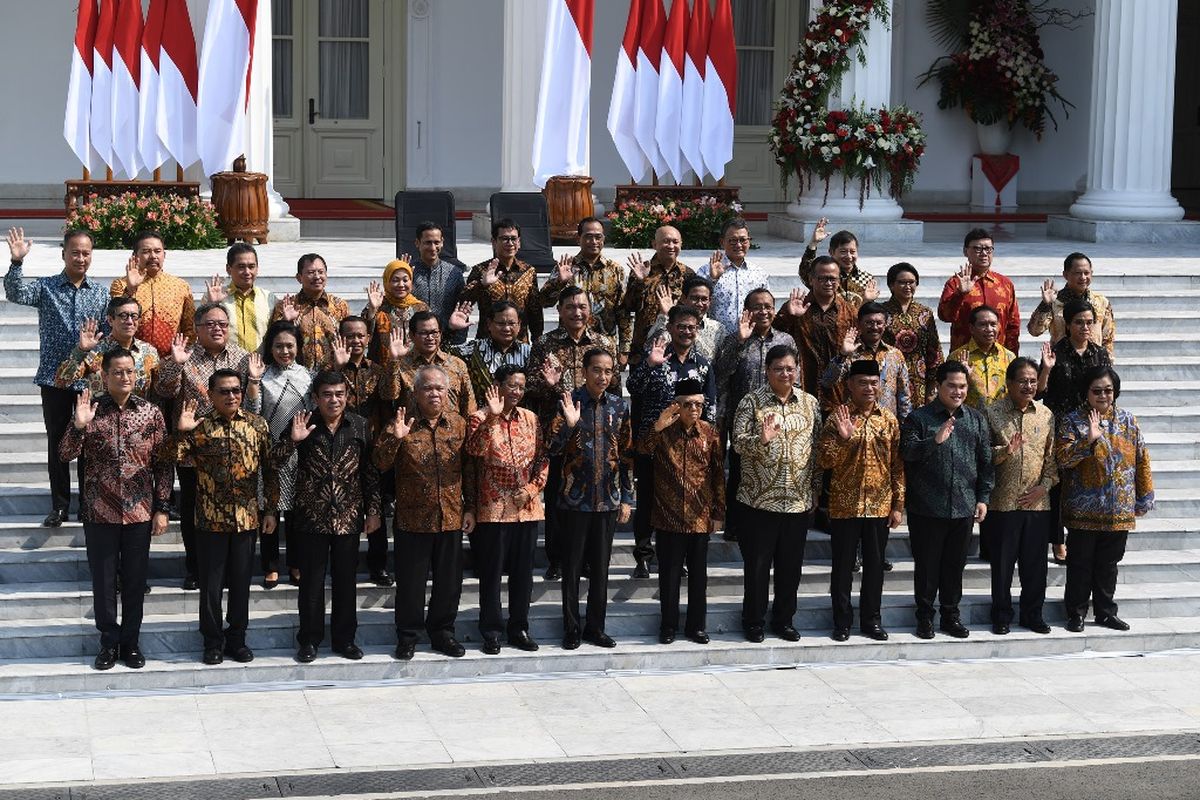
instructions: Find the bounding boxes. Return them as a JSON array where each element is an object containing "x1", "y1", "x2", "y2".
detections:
[
  {"x1": 939, "y1": 228, "x2": 1021, "y2": 354},
  {"x1": 948, "y1": 305, "x2": 1016, "y2": 410},
  {"x1": 56, "y1": 295, "x2": 159, "y2": 399},
  {"x1": 391, "y1": 311, "x2": 475, "y2": 419},
  {"x1": 451, "y1": 300, "x2": 531, "y2": 405},
  {"x1": 1028, "y1": 252, "x2": 1115, "y2": 358},
  {"x1": 204, "y1": 243, "x2": 279, "y2": 354},
  {"x1": 622, "y1": 225, "x2": 695, "y2": 361},
  {"x1": 820, "y1": 301, "x2": 912, "y2": 419},
  {"x1": 462, "y1": 219, "x2": 543, "y2": 342},
  {"x1": 110, "y1": 230, "x2": 196, "y2": 357}
]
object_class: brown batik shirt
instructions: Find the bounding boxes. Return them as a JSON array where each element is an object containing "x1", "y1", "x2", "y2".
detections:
[
  {"x1": 641, "y1": 419, "x2": 725, "y2": 533},
  {"x1": 462, "y1": 259, "x2": 544, "y2": 342},
  {"x1": 816, "y1": 404, "x2": 905, "y2": 519},
  {"x1": 373, "y1": 411, "x2": 474, "y2": 533}
]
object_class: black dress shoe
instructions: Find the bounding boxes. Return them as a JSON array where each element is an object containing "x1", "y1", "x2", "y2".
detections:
[
  {"x1": 482, "y1": 636, "x2": 501, "y2": 655},
  {"x1": 745, "y1": 626, "x2": 765, "y2": 643},
  {"x1": 544, "y1": 565, "x2": 562, "y2": 581},
  {"x1": 1065, "y1": 616, "x2": 1085, "y2": 633},
  {"x1": 395, "y1": 641, "x2": 416, "y2": 660},
  {"x1": 882, "y1": 559, "x2": 894, "y2": 572},
  {"x1": 295, "y1": 643, "x2": 318, "y2": 663},
  {"x1": 687, "y1": 630, "x2": 710, "y2": 644},
  {"x1": 334, "y1": 643, "x2": 363, "y2": 660},
  {"x1": 144, "y1": 584, "x2": 151, "y2": 595},
  {"x1": 831, "y1": 628, "x2": 850, "y2": 642},
  {"x1": 122, "y1": 646, "x2": 145, "y2": 669},
  {"x1": 940, "y1": 620, "x2": 970, "y2": 639},
  {"x1": 862, "y1": 624, "x2": 889, "y2": 641},
  {"x1": 992, "y1": 622, "x2": 1010, "y2": 636},
  {"x1": 42, "y1": 509, "x2": 67, "y2": 528},
  {"x1": 432, "y1": 636, "x2": 466, "y2": 658},
  {"x1": 915, "y1": 619, "x2": 935, "y2": 640},
  {"x1": 1021, "y1": 619, "x2": 1052, "y2": 634},
  {"x1": 1096, "y1": 615, "x2": 1130, "y2": 631},
  {"x1": 225, "y1": 645, "x2": 254, "y2": 663},
  {"x1": 508, "y1": 631, "x2": 540, "y2": 651},
  {"x1": 773, "y1": 625, "x2": 800, "y2": 642},
  {"x1": 632, "y1": 559, "x2": 650, "y2": 579},
  {"x1": 583, "y1": 629, "x2": 616, "y2": 648},
  {"x1": 202, "y1": 648, "x2": 223, "y2": 665},
  {"x1": 182, "y1": 575, "x2": 199, "y2": 590},
  {"x1": 562, "y1": 630, "x2": 582, "y2": 650},
  {"x1": 370, "y1": 570, "x2": 395, "y2": 588},
  {"x1": 289, "y1": 572, "x2": 301, "y2": 587},
  {"x1": 94, "y1": 646, "x2": 118, "y2": 670},
  {"x1": 262, "y1": 575, "x2": 278, "y2": 590},
  {"x1": 658, "y1": 629, "x2": 676, "y2": 645}
]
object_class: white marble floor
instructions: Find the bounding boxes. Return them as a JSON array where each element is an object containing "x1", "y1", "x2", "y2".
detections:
[{"x1": 4, "y1": 649, "x2": 1200, "y2": 786}]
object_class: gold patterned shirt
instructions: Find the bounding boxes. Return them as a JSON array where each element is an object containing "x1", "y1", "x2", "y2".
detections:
[
  {"x1": 525, "y1": 326, "x2": 618, "y2": 428},
  {"x1": 538, "y1": 254, "x2": 632, "y2": 354},
  {"x1": 55, "y1": 336, "x2": 159, "y2": 398},
  {"x1": 462, "y1": 259, "x2": 544, "y2": 343},
  {"x1": 390, "y1": 349, "x2": 476, "y2": 419},
  {"x1": 983, "y1": 397, "x2": 1058, "y2": 513},
  {"x1": 642, "y1": 419, "x2": 725, "y2": 533},
  {"x1": 817, "y1": 404, "x2": 905, "y2": 519},
  {"x1": 948, "y1": 340, "x2": 1016, "y2": 410},
  {"x1": 373, "y1": 412, "x2": 474, "y2": 533},
  {"x1": 269, "y1": 291, "x2": 350, "y2": 367},
  {"x1": 621, "y1": 256, "x2": 694, "y2": 359},
  {"x1": 1027, "y1": 287, "x2": 1116, "y2": 360},
  {"x1": 732, "y1": 386, "x2": 821, "y2": 514}
]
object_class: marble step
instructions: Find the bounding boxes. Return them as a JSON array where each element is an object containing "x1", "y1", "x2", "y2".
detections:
[{"x1": 2, "y1": 580, "x2": 1198, "y2": 660}]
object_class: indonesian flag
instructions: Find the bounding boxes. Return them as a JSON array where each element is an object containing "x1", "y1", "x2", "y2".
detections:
[
  {"x1": 654, "y1": 0, "x2": 688, "y2": 182},
  {"x1": 90, "y1": 0, "x2": 116, "y2": 171},
  {"x1": 64, "y1": 0, "x2": 98, "y2": 171},
  {"x1": 138, "y1": 0, "x2": 169, "y2": 172},
  {"x1": 532, "y1": 0, "x2": 594, "y2": 188},
  {"x1": 701, "y1": 0, "x2": 737, "y2": 180},
  {"x1": 680, "y1": 0, "x2": 710, "y2": 179},
  {"x1": 110, "y1": 0, "x2": 144, "y2": 179},
  {"x1": 634, "y1": 0, "x2": 667, "y2": 179},
  {"x1": 157, "y1": 0, "x2": 199, "y2": 168},
  {"x1": 606, "y1": 0, "x2": 648, "y2": 182},
  {"x1": 197, "y1": 0, "x2": 257, "y2": 176}
]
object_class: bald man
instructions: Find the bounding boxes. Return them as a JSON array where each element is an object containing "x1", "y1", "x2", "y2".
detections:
[{"x1": 621, "y1": 226, "x2": 695, "y2": 366}]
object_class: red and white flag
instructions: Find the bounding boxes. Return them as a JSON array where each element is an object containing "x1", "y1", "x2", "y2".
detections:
[
  {"x1": 654, "y1": 0, "x2": 688, "y2": 182},
  {"x1": 110, "y1": 0, "x2": 143, "y2": 179},
  {"x1": 701, "y1": 0, "x2": 737, "y2": 180},
  {"x1": 138, "y1": 0, "x2": 168, "y2": 172},
  {"x1": 532, "y1": 0, "x2": 594, "y2": 188},
  {"x1": 64, "y1": 0, "x2": 98, "y2": 172},
  {"x1": 156, "y1": 0, "x2": 199, "y2": 168},
  {"x1": 90, "y1": 0, "x2": 116, "y2": 171},
  {"x1": 196, "y1": 0, "x2": 257, "y2": 176},
  {"x1": 606, "y1": 0, "x2": 647, "y2": 182},
  {"x1": 680, "y1": 0, "x2": 710, "y2": 179},
  {"x1": 634, "y1": 0, "x2": 667, "y2": 179}
]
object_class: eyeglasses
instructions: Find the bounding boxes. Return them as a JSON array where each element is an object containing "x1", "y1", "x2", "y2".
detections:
[
  {"x1": 814, "y1": 275, "x2": 840, "y2": 284},
  {"x1": 672, "y1": 324, "x2": 698, "y2": 333},
  {"x1": 1090, "y1": 387, "x2": 1114, "y2": 396},
  {"x1": 414, "y1": 329, "x2": 441, "y2": 338},
  {"x1": 677, "y1": 400, "x2": 704, "y2": 409},
  {"x1": 1014, "y1": 379, "x2": 1039, "y2": 387},
  {"x1": 113, "y1": 312, "x2": 141, "y2": 321},
  {"x1": 969, "y1": 246, "x2": 995, "y2": 254},
  {"x1": 726, "y1": 236, "x2": 752, "y2": 245},
  {"x1": 496, "y1": 236, "x2": 520, "y2": 244},
  {"x1": 201, "y1": 321, "x2": 229, "y2": 330},
  {"x1": 215, "y1": 386, "x2": 242, "y2": 396}
]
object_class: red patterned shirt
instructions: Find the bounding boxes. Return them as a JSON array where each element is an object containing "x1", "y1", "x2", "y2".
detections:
[
  {"x1": 466, "y1": 406, "x2": 548, "y2": 523},
  {"x1": 938, "y1": 269, "x2": 1021, "y2": 354}
]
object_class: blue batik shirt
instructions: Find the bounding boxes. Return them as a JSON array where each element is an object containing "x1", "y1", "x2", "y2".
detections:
[{"x1": 5, "y1": 263, "x2": 110, "y2": 388}]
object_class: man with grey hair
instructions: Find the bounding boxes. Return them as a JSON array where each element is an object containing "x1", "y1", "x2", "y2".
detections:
[{"x1": 374, "y1": 362, "x2": 476, "y2": 660}]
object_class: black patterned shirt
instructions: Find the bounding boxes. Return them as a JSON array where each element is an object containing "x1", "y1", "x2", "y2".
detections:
[{"x1": 273, "y1": 413, "x2": 381, "y2": 535}]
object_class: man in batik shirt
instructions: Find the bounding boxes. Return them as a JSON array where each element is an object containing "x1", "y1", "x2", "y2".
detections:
[
  {"x1": 110, "y1": 230, "x2": 196, "y2": 357},
  {"x1": 622, "y1": 225, "x2": 694, "y2": 362},
  {"x1": 939, "y1": 228, "x2": 1020, "y2": 354},
  {"x1": 948, "y1": 305, "x2": 1016, "y2": 410},
  {"x1": 462, "y1": 218, "x2": 543, "y2": 342},
  {"x1": 271, "y1": 253, "x2": 351, "y2": 366},
  {"x1": 56, "y1": 295, "x2": 159, "y2": 399}
]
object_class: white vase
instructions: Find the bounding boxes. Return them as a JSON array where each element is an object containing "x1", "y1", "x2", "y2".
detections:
[{"x1": 976, "y1": 120, "x2": 1014, "y2": 156}]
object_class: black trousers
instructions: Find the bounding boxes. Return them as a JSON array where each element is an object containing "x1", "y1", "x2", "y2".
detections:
[
  {"x1": 259, "y1": 511, "x2": 301, "y2": 575},
  {"x1": 542, "y1": 455, "x2": 565, "y2": 569},
  {"x1": 829, "y1": 517, "x2": 889, "y2": 631},
  {"x1": 656, "y1": 530, "x2": 709, "y2": 634},
  {"x1": 632, "y1": 454, "x2": 656, "y2": 562},
  {"x1": 908, "y1": 513, "x2": 974, "y2": 623},
  {"x1": 738, "y1": 507, "x2": 810, "y2": 631},
  {"x1": 1064, "y1": 528, "x2": 1128, "y2": 620},
  {"x1": 176, "y1": 466, "x2": 199, "y2": 579},
  {"x1": 559, "y1": 509, "x2": 617, "y2": 634},
  {"x1": 42, "y1": 386, "x2": 85, "y2": 513},
  {"x1": 196, "y1": 529, "x2": 255, "y2": 651},
  {"x1": 724, "y1": 446, "x2": 745, "y2": 538},
  {"x1": 366, "y1": 528, "x2": 389, "y2": 575},
  {"x1": 988, "y1": 510, "x2": 1050, "y2": 625},
  {"x1": 470, "y1": 521, "x2": 537, "y2": 639},
  {"x1": 1048, "y1": 482, "x2": 1066, "y2": 547},
  {"x1": 394, "y1": 530, "x2": 462, "y2": 646},
  {"x1": 298, "y1": 532, "x2": 360, "y2": 649},
  {"x1": 84, "y1": 521, "x2": 152, "y2": 649}
]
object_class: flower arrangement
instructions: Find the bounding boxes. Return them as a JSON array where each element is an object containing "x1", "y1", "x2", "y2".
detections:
[
  {"x1": 918, "y1": 0, "x2": 1071, "y2": 137},
  {"x1": 65, "y1": 191, "x2": 226, "y2": 250},
  {"x1": 769, "y1": 1, "x2": 926, "y2": 207},
  {"x1": 606, "y1": 195, "x2": 744, "y2": 249}
]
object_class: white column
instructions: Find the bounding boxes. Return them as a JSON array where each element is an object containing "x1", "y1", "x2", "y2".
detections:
[
  {"x1": 405, "y1": 0, "x2": 434, "y2": 187},
  {"x1": 246, "y1": 0, "x2": 291, "y2": 222},
  {"x1": 1068, "y1": 0, "x2": 1183, "y2": 221},
  {"x1": 499, "y1": 0, "x2": 548, "y2": 192}
]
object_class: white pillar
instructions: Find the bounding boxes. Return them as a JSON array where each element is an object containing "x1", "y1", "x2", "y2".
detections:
[
  {"x1": 1069, "y1": 0, "x2": 1183, "y2": 222},
  {"x1": 499, "y1": 0, "x2": 548, "y2": 192},
  {"x1": 246, "y1": 0, "x2": 292, "y2": 224}
]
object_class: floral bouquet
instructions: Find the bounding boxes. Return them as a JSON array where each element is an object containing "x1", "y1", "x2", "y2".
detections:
[
  {"x1": 65, "y1": 191, "x2": 226, "y2": 250},
  {"x1": 606, "y1": 195, "x2": 744, "y2": 249}
]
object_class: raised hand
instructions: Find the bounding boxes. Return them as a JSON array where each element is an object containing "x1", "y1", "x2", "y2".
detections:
[
  {"x1": 541, "y1": 360, "x2": 562, "y2": 388},
  {"x1": 290, "y1": 410, "x2": 315, "y2": 442},
  {"x1": 955, "y1": 264, "x2": 976, "y2": 295},
  {"x1": 862, "y1": 276, "x2": 879, "y2": 302},
  {"x1": 839, "y1": 328, "x2": 859, "y2": 357},
  {"x1": 555, "y1": 253, "x2": 574, "y2": 283},
  {"x1": 737, "y1": 310, "x2": 753, "y2": 341},
  {"x1": 655, "y1": 284, "x2": 673, "y2": 316},
  {"x1": 247, "y1": 352, "x2": 265, "y2": 381},
  {"x1": 934, "y1": 415, "x2": 955, "y2": 444},
  {"x1": 1040, "y1": 341, "x2": 1056, "y2": 371},
  {"x1": 484, "y1": 384, "x2": 505, "y2": 417},
  {"x1": 708, "y1": 250, "x2": 725, "y2": 281},
  {"x1": 388, "y1": 327, "x2": 412, "y2": 361},
  {"x1": 78, "y1": 318, "x2": 102, "y2": 351},
  {"x1": 365, "y1": 280, "x2": 385, "y2": 312},
  {"x1": 125, "y1": 254, "x2": 144, "y2": 290},
  {"x1": 833, "y1": 403, "x2": 854, "y2": 440},
  {"x1": 654, "y1": 401, "x2": 680, "y2": 432},
  {"x1": 1087, "y1": 408, "x2": 1103, "y2": 444},
  {"x1": 808, "y1": 216, "x2": 829, "y2": 248},
  {"x1": 73, "y1": 389, "x2": 96, "y2": 430},
  {"x1": 448, "y1": 301, "x2": 472, "y2": 331},
  {"x1": 6, "y1": 227, "x2": 30, "y2": 262},
  {"x1": 1041, "y1": 279, "x2": 1056, "y2": 305},
  {"x1": 280, "y1": 294, "x2": 299, "y2": 322},
  {"x1": 331, "y1": 335, "x2": 350, "y2": 368},
  {"x1": 1006, "y1": 430, "x2": 1024, "y2": 455},
  {"x1": 177, "y1": 399, "x2": 200, "y2": 433},
  {"x1": 626, "y1": 252, "x2": 649, "y2": 281},
  {"x1": 646, "y1": 336, "x2": 668, "y2": 367},
  {"x1": 785, "y1": 287, "x2": 810, "y2": 317},
  {"x1": 560, "y1": 396, "x2": 581, "y2": 428},
  {"x1": 169, "y1": 332, "x2": 192, "y2": 365},
  {"x1": 205, "y1": 274, "x2": 228, "y2": 303},
  {"x1": 390, "y1": 407, "x2": 413, "y2": 439},
  {"x1": 482, "y1": 258, "x2": 500, "y2": 286},
  {"x1": 761, "y1": 411, "x2": 782, "y2": 444}
]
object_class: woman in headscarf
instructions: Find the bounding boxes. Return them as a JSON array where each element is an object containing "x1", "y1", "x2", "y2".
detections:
[{"x1": 364, "y1": 256, "x2": 429, "y2": 365}]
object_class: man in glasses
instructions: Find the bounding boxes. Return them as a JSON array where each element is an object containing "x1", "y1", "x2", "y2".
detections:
[
  {"x1": 773, "y1": 256, "x2": 858, "y2": 407},
  {"x1": 110, "y1": 230, "x2": 196, "y2": 358},
  {"x1": 696, "y1": 218, "x2": 770, "y2": 337},
  {"x1": 390, "y1": 311, "x2": 475, "y2": 419},
  {"x1": 939, "y1": 228, "x2": 1021, "y2": 354},
  {"x1": 156, "y1": 303, "x2": 257, "y2": 589},
  {"x1": 56, "y1": 295, "x2": 159, "y2": 399},
  {"x1": 462, "y1": 219, "x2": 543, "y2": 343}
]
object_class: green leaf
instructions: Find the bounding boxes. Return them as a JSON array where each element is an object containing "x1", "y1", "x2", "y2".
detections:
[{"x1": 925, "y1": 0, "x2": 972, "y2": 51}]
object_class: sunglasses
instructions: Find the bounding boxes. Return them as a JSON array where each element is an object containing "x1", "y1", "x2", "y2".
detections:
[{"x1": 215, "y1": 386, "x2": 243, "y2": 396}]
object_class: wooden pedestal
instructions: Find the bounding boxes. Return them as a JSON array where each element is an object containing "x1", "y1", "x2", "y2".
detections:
[
  {"x1": 210, "y1": 171, "x2": 270, "y2": 244},
  {"x1": 543, "y1": 175, "x2": 596, "y2": 242}
]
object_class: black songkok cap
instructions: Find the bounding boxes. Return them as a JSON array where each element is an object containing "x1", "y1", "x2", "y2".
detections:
[
  {"x1": 673, "y1": 378, "x2": 705, "y2": 397},
  {"x1": 847, "y1": 359, "x2": 880, "y2": 378}
]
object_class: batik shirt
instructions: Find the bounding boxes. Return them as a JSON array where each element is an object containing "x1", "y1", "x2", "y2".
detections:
[
  {"x1": 272, "y1": 413, "x2": 381, "y2": 535},
  {"x1": 221, "y1": 285, "x2": 277, "y2": 354},
  {"x1": 466, "y1": 406, "x2": 548, "y2": 523},
  {"x1": 110, "y1": 271, "x2": 196, "y2": 356},
  {"x1": 451, "y1": 338, "x2": 531, "y2": 406},
  {"x1": 947, "y1": 340, "x2": 1016, "y2": 410},
  {"x1": 55, "y1": 336, "x2": 159, "y2": 398},
  {"x1": 548, "y1": 388, "x2": 634, "y2": 512},
  {"x1": 642, "y1": 419, "x2": 725, "y2": 533},
  {"x1": 247, "y1": 362, "x2": 313, "y2": 511},
  {"x1": 900, "y1": 400, "x2": 994, "y2": 519},
  {"x1": 4, "y1": 265, "x2": 109, "y2": 388},
  {"x1": 364, "y1": 298, "x2": 430, "y2": 366},
  {"x1": 819, "y1": 341, "x2": 913, "y2": 420},
  {"x1": 732, "y1": 386, "x2": 821, "y2": 514},
  {"x1": 646, "y1": 314, "x2": 726, "y2": 363},
  {"x1": 412, "y1": 258, "x2": 467, "y2": 344},
  {"x1": 938, "y1": 269, "x2": 1021, "y2": 354},
  {"x1": 162, "y1": 409, "x2": 278, "y2": 533},
  {"x1": 816, "y1": 404, "x2": 904, "y2": 519},
  {"x1": 773, "y1": 296, "x2": 858, "y2": 402},
  {"x1": 269, "y1": 291, "x2": 350, "y2": 367},
  {"x1": 155, "y1": 344, "x2": 251, "y2": 420},
  {"x1": 1027, "y1": 287, "x2": 1116, "y2": 360},
  {"x1": 881, "y1": 299, "x2": 944, "y2": 405},
  {"x1": 1041, "y1": 339, "x2": 1111, "y2": 418},
  {"x1": 462, "y1": 259, "x2": 543, "y2": 342},
  {"x1": 340, "y1": 356, "x2": 387, "y2": 435},
  {"x1": 391, "y1": 349, "x2": 476, "y2": 419},
  {"x1": 622, "y1": 256, "x2": 695, "y2": 358},
  {"x1": 798, "y1": 245, "x2": 874, "y2": 299},
  {"x1": 526, "y1": 327, "x2": 618, "y2": 428},
  {"x1": 1057, "y1": 405, "x2": 1154, "y2": 531},
  {"x1": 697, "y1": 257, "x2": 771, "y2": 335},
  {"x1": 983, "y1": 397, "x2": 1057, "y2": 513},
  {"x1": 538, "y1": 254, "x2": 632, "y2": 355},
  {"x1": 627, "y1": 346, "x2": 717, "y2": 439},
  {"x1": 58, "y1": 394, "x2": 172, "y2": 524},
  {"x1": 715, "y1": 328, "x2": 797, "y2": 426},
  {"x1": 373, "y1": 411, "x2": 473, "y2": 533}
]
